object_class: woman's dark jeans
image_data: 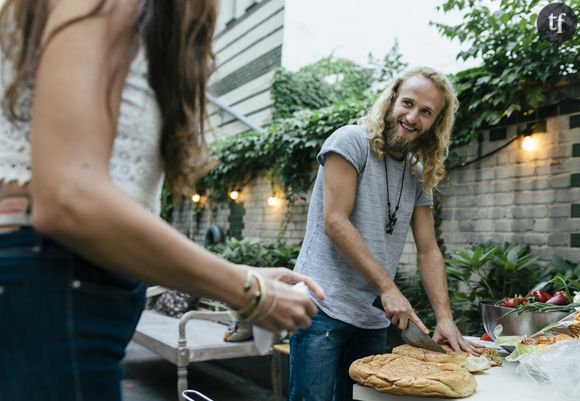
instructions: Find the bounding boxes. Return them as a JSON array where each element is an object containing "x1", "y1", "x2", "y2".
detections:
[{"x1": 0, "y1": 227, "x2": 146, "y2": 401}]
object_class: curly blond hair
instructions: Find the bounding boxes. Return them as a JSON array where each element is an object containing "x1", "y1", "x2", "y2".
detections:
[{"x1": 359, "y1": 67, "x2": 458, "y2": 191}]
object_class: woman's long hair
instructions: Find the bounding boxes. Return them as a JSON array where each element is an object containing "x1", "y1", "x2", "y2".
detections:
[
  {"x1": 359, "y1": 67, "x2": 458, "y2": 191},
  {"x1": 0, "y1": 0, "x2": 217, "y2": 195}
]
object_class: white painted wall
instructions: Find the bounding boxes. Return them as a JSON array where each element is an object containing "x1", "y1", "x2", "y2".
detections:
[{"x1": 209, "y1": 0, "x2": 284, "y2": 140}]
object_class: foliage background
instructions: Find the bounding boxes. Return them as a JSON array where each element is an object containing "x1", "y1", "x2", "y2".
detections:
[
  {"x1": 188, "y1": 0, "x2": 578, "y2": 204},
  {"x1": 410, "y1": 243, "x2": 580, "y2": 335},
  {"x1": 434, "y1": 0, "x2": 579, "y2": 148},
  {"x1": 206, "y1": 238, "x2": 301, "y2": 269}
]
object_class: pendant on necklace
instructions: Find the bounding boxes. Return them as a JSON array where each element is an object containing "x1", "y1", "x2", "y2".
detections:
[{"x1": 386, "y1": 212, "x2": 397, "y2": 234}]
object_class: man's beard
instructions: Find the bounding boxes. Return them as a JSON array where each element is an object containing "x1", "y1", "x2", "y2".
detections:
[{"x1": 383, "y1": 114, "x2": 423, "y2": 155}]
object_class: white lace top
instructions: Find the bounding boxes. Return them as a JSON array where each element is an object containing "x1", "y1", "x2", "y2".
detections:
[{"x1": 0, "y1": 48, "x2": 164, "y2": 215}]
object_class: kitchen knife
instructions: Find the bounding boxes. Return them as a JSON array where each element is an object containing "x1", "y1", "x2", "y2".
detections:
[
  {"x1": 402, "y1": 320, "x2": 447, "y2": 353},
  {"x1": 372, "y1": 296, "x2": 446, "y2": 353}
]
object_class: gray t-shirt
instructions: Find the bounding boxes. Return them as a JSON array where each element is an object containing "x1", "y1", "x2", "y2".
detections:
[{"x1": 294, "y1": 125, "x2": 432, "y2": 329}]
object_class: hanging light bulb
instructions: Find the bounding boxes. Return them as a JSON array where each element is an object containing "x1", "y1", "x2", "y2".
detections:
[
  {"x1": 229, "y1": 190, "x2": 239, "y2": 201},
  {"x1": 522, "y1": 135, "x2": 537, "y2": 152},
  {"x1": 267, "y1": 196, "x2": 280, "y2": 207},
  {"x1": 191, "y1": 194, "x2": 201, "y2": 203}
]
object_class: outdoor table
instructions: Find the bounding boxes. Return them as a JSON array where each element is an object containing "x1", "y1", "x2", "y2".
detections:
[
  {"x1": 353, "y1": 360, "x2": 523, "y2": 401},
  {"x1": 353, "y1": 337, "x2": 559, "y2": 401}
]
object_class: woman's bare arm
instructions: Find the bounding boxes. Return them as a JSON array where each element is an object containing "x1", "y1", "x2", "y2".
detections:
[{"x1": 29, "y1": 0, "x2": 322, "y2": 332}]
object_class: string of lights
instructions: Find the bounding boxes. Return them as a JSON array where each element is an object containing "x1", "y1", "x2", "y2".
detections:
[{"x1": 448, "y1": 120, "x2": 546, "y2": 171}]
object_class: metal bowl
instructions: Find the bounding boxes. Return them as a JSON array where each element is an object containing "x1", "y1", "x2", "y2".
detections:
[{"x1": 480, "y1": 301, "x2": 569, "y2": 352}]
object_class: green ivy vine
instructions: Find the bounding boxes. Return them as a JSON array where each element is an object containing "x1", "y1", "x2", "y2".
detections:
[
  {"x1": 271, "y1": 58, "x2": 373, "y2": 119},
  {"x1": 433, "y1": 0, "x2": 579, "y2": 148},
  {"x1": 197, "y1": 98, "x2": 368, "y2": 203}
]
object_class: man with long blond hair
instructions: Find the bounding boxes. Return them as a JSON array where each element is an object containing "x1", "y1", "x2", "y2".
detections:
[{"x1": 290, "y1": 67, "x2": 480, "y2": 401}]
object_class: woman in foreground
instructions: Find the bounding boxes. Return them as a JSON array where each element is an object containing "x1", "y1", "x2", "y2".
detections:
[{"x1": 0, "y1": 1, "x2": 323, "y2": 400}]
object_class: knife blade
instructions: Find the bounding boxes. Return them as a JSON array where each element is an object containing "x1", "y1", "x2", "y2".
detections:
[
  {"x1": 372, "y1": 296, "x2": 446, "y2": 353},
  {"x1": 402, "y1": 320, "x2": 446, "y2": 353}
]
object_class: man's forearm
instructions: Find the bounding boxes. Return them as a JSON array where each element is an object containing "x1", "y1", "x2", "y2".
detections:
[{"x1": 418, "y1": 250, "x2": 453, "y2": 321}]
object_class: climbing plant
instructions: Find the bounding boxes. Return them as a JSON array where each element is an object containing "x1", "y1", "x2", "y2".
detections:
[
  {"x1": 196, "y1": 130, "x2": 276, "y2": 201},
  {"x1": 160, "y1": 186, "x2": 174, "y2": 223},
  {"x1": 197, "y1": 98, "x2": 368, "y2": 202},
  {"x1": 367, "y1": 39, "x2": 408, "y2": 94},
  {"x1": 271, "y1": 58, "x2": 373, "y2": 119},
  {"x1": 432, "y1": 0, "x2": 579, "y2": 148}
]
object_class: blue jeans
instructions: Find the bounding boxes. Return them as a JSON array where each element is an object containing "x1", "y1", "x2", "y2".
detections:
[
  {"x1": 0, "y1": 228, "x2": 146, "y2": 401},
  {"x1": 289, "y1": 309, "x2": 387, "y2": 401}
]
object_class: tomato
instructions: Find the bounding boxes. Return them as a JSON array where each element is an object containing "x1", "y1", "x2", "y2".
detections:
[
  {"x1": 528, "y1": 290, "x2": 552, "y2": 303},
  {"x1": 546, "y1": 291, "x2": 570, "y2": 305},
  {"x1": 500, "y1": 295, "x2": 526, "y2": 308},
  {"x1": 480, "y1": 332, "x2": 493, "y2": 342},
  {"x1": 501, "y1": 297, "x2": 515, "y2": 308}
]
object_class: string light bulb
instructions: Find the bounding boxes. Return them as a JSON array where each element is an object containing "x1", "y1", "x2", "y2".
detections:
[
  {"x1": 522, "y1": 135, "x2": 537, "y2": 152},
  {"x1": 267, "y1": 196, "x2": 280, "y2": 207},
  {"x1": 191, "y1": 194, "x2": 201, "y2": 203},
  {"x1": 229, "y1": 190, "x2": 239, "y2": 201}
]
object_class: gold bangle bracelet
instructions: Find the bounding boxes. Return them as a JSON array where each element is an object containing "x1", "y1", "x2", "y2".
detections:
[
  {"x1": 236, "y1": 269, "x2": 263, "y2": 320},
  {"x1": 255, "y1": 285, "x2": 277, "y2": 323},
  {"x1": 242, "y1": 269, "x2": 256, "y2": 293},
  {"x1": 236, "y1": 270, "x2": 261, "y2": 318},
  {"x1": 239, "y1": 272, "x2": 267, "y2": 323}
]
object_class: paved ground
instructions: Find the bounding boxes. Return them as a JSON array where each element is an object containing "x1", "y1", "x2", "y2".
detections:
[{"x1": 122, "y1": 342, "x2": 275, "y2": 401}]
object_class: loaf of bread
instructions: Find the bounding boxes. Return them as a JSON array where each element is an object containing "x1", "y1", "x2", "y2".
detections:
[
  {"x1": 349, "y1": 354, "x2": 477, "y2": 398},
  {"x1": 480, "y1": 347, "x2": 503, "y2": 367},
  {"x1": 568, "y1": 313, "x2": 580, "y2": 337},
  {"x1": 441, "y1": 344, "x2": 503, "y2": 371},
  {"x1": 392, "y1": 344, "x2": 501, "y2": 372},
  {"x1": 521, "y1": 333, "x2": 575, "y2": 345},
  {"x1": 392, "y1": 344, "x2": 467, "y2": 365}
]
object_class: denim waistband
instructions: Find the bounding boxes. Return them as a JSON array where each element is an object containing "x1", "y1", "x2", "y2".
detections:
[
  {"x1": 0, "y1": 227, "x2": 69, "y2": 258},
  {"x1": 0, "y1": 226, "x2": 144, "y2": 294}
]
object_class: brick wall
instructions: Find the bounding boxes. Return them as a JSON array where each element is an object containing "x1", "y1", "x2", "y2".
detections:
[
  {"x1": 173, "y1": 172, "x2": 309, "y2": 245},
  {"x1": 240, "y1": 174, "x2": 309, "y2": 243},
  {"x1": 171, "y1": 200, "x2": 230, "y2": 245},
  {"x1": 436, "y1": 111, "x2": 580, "y2": 263}
]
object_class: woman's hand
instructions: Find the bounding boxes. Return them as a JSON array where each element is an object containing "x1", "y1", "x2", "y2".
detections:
[
  {"x1": 254, "y1": 267, "x2": 325, "y2": 300},
  {"x1": 250, "y1": 267, "x2": 325, "y2": 332}
]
